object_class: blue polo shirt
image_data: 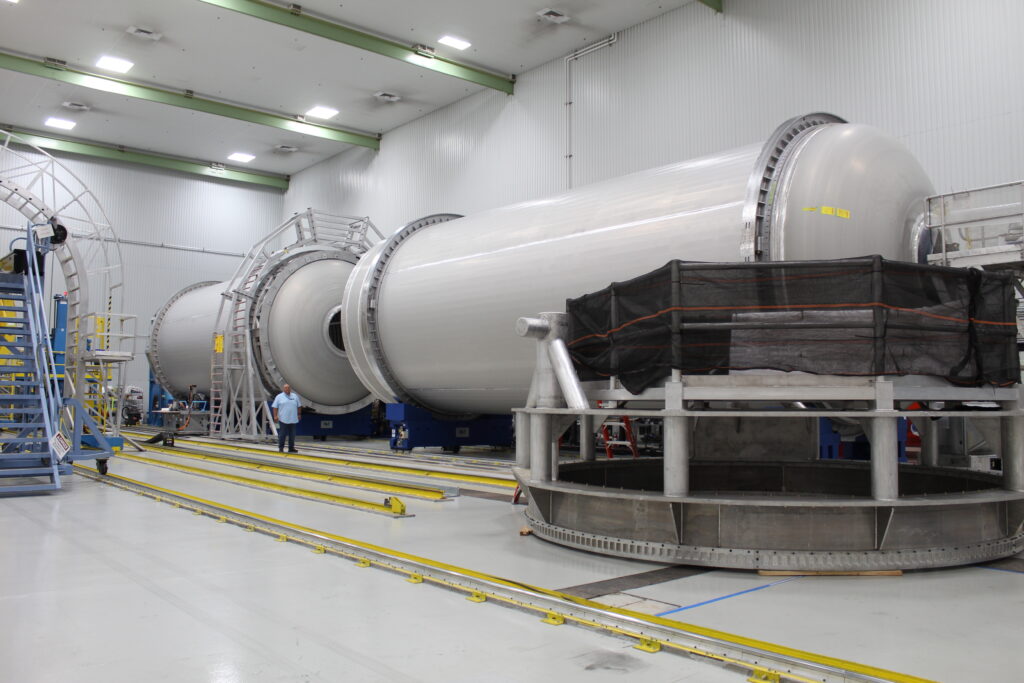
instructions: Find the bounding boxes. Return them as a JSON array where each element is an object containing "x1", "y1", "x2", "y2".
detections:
[{"x1": 272, "y1": 391, "x2": 302, "y2": 424}]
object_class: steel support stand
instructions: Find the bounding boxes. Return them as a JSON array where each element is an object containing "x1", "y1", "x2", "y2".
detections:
[
  {"x1": 920, "y1": 417, "x2": 939, "y2": 467},
  {"x1": 663, "y1": 379, "x2": 689, "y2": 497},
  {"x1": 870, "y1": 380, "x2": 898, "y2": 501},
  {"x1": 579, "y1": 414, "x2": 595, "y2": 462},
  {"x1": 518, "y1": 313, "x2": 568, "y2": 484},
  {"x1": 515, "y1": 411, "x2": 531, "y2": 468},
  {"x1": 530, "y1": 413, "x2": 552, "y2": 483},
  {"x1": 1001, "y1": 386, "x2": 1024, "y2": 492},
  {"x1": 870, "y1": 417, "x2": 899, "y2": 501}
]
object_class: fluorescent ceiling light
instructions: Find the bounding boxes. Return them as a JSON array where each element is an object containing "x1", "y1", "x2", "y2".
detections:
[
  {"x1": 95, "y1": 55, "x2": 134, "y2": 74},
  {"x1": 45, "y1": 117, "x2": 76, "y2": 130},
  {"x1": 5, "y1": 1, "x2": 20, "y2": 5},
  {"x1": 438, "y1": 35, "x2": 471, "y2": 50},
  {"x1": 304, "y1": 105, "x2": 338, "y2": 120},
  {"x1": 227, "y1": 152, "x2": 255, "y2": 163}
]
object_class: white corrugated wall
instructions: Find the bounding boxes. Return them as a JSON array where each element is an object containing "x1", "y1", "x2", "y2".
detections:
[
  {"x1": 0, "y1": 151, "x2": 283, "y2": 390},
  {"x1": 285, "y1": 0, "x2": 1024, "y2": 231}
]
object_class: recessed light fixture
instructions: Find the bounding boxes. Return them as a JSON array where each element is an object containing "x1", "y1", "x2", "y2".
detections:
[
  {"x1": 438, "y1": 35, "x2": 471, "y2": 50},
  {"x1": 95, "y1": 55, "x2": 134, "y2": 74},
  {"x1": 304, "y1": 105, "x2": 338, "y2": 120},
  {"x1": 45, "y1": 117, "x2": 76, "y2": 131},
  {"x1": 227, "y1": 152, "x2": 255, "y2": 163}
]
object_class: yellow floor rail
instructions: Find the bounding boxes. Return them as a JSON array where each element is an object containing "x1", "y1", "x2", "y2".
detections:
[
  {"x1": 116, "y1": 453, "x2": 409, "y2": 516},
  {"x1": 123, "y1": 431, "x2": 516, "y2": 489},
  {"x1": 139, "y1": 443, "x2": 451, "y2": 501},
  {"x1": 73, "y1": 464, "x2": 933, "y2": 683}
]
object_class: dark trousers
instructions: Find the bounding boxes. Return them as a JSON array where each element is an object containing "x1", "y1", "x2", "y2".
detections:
[{"x1": 278, "y1": 422, "x2": 297, "y2": 451}]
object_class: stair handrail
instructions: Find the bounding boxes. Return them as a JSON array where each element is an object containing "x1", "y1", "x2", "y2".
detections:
[{"x1": 15, "y1": 224, "x2": 62, "y2": 453}]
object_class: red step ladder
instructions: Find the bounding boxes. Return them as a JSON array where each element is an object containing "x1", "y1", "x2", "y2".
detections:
[{"x1": 600, "y1": 416, "x2": 638, "y2": 458}]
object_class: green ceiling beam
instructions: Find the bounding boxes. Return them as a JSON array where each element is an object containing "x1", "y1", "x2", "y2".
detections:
[
  {"x1": 6, "y1": 128, "x2": 290, "y2": 190},
  {"x1": 197, "y1": 0, "x2": 515, "y2": 95},
  {"x1": 0, "y1": 51, "x2": 380, "y2": 150},
  {"x1": 698, "y1": 0, "x2": 723, "y2": 12}
]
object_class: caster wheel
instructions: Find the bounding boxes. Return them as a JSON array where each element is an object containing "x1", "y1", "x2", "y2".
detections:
[{"x1": 96, "y1": 459, "x2": 109, "y2": 475}]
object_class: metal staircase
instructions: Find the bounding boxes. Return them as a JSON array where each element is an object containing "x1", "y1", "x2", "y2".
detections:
[
  {"x1": 0, "y1": 228, "x2": 65, "y2": 492},
  {"x1": 2, "y1": 129, "x2": 133, "y2": 464},
  {"x1": 208, "y1": 209, "x2": 380, "y2": 441}
]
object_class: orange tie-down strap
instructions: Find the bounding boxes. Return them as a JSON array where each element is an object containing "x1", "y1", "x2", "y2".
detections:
[{"x1": 568, "y1": 301, "x2": 1017, "y2": 347}]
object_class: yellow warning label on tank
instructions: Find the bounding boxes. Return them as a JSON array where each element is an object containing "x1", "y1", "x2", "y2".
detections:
[
  {"x1": 801, "y1": 206, "x2": 851, "y2": 219},
  {"x1": 213, "y1": 333, "x2": 224, "y2": 353}
]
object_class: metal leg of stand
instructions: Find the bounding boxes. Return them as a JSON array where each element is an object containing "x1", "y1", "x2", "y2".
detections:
[
  {"x1": 663, "y1": 415, "x2": 690, "y2": 497},
  {"x1": 871, "y1": 416, "x2": 899, "y2": 501},
  {"x1": 1001, "y1": 414, "x2": 1024, "y2": 492},
  {"x1": 920, "y1": 418, "x2": 939, "y2": 468},
  {"x1": 530, "y1": 413, "x2": 552, "y2": 483},
  {"x1": 579, "y1": 414, "x2": 595, "y2": 462},
  {"x1": 515, "y1": 411, "x2": 531, "y2": 468},
  {"x1": 550, "y1": 440, "x2": 560, "y2": 481}
]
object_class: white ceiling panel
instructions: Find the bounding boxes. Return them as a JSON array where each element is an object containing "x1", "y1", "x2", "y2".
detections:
[
  {"x1": 0, "y1": 0, "x2": 698, "y2": 181},
  {"x1": 0, "y1": 68, "x2": 348, "y2": 176},
  {"x1": 295, "y1": 0, "x2": 695, "y2": 74}
]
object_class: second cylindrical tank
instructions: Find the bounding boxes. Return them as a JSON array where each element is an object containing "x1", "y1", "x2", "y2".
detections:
[{"x1": 342, "y1": 114, "x2": 935, "y2": 415}]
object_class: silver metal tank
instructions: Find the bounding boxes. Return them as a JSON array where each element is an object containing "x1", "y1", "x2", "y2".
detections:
[
  {"x1": 342, "y1": 114, "x2": 936, "y2": 415},
  {"x1": 250, "y1": 249, "x2": 371, "y2": 414},
  {"x1": 148, "y1": 250, "x2": 370, "y2": 413},
  {"x1": 147, "y1": 280, "x2": 223, "y2": 398}
]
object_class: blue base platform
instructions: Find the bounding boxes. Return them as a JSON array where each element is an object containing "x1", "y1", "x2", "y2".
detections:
[
  {"x1": 386, "y1": 404, "x2": 513, "y2": 452},
  {"x1": 819, "y1": 417, "x2": 908, "y2": 462},
  {"x1": 294, "y1": 405, "x2": 379, "y2": 438}
]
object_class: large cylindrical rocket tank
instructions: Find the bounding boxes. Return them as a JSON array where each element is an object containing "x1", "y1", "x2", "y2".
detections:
[
  {"x1": 147, "y1": 249, "x2": 370, "y2": 413},
  {"x1": 342, "y1": 114, "x2": 936, "y2": 415},
  {"x1": 249, "y1": 249, "x2": 371, "y2": 414},
  {"x1": 147, "y1": 280, "x2": 223, "y2": 398}
]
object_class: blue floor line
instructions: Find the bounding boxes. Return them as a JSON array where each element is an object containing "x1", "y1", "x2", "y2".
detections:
[{"x1": 655, "y1": 576, "x2": 802, "y2": 617}]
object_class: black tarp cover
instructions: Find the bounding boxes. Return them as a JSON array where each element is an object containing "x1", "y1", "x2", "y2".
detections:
[{"x1": 566, "y1": 256, "x2": 1021, "y2": 394}]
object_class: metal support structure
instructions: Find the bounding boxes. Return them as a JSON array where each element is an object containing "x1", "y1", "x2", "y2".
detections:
[
  {"x1": 0, "y1": 51, "x2": 379, "y2": 150},
  {"x1": 663, "y1": 380, "x2": 689, "y2": 497},
  {"x1": 919, "y1": 417, "x2": 940, "y2": 467},
  {"x1": 208, "y1": 209, "x2": 380, "y2": 441},
  {"x1": 869, "y1": 380, "x2": 899, "y2": 501},
  {"x1": 1002, "y1": 385, "x2": 1024, "y2": 492},
  {"x1": 514, "y1": 411, "x2": 531, "y2": 468},
  {"x1": 1, "y1": 129, "x2": 131, "y2": 454},
  {"x1": 579, "y1": 414, "x2": 595, "y2": 462},
  {"x1": 513, "y1": 308, "x2": 1024, "y2": 570},
  {"x1": 6, "y1": 128, "x2": 289, "y2": 190},
  {"x1": 517, "y1": 313, "x2": 573, "y2": 482},
  {"x1": 196, "y1": 0, "x2": 515, "y2": 95},
  {"x1": 869, "y1": 416, "x2": 899, "y2": 501},
  {"x1": 697, "y1": 0, "x2": 724, "y2": 12}
]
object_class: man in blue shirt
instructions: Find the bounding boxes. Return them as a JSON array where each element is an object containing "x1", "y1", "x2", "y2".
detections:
[{"x1": 272, "y1": 383, "x2": 302, "y2": 453}]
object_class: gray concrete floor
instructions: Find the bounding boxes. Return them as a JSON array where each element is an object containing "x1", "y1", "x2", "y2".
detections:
[{"x1": 2, "y1": 444, "x2": 1022, "y2": 682}]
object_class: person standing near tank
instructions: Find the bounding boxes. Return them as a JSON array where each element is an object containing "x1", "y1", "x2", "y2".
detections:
[{"x1": 272, "y1": 383, "x2": 302, "y2": 453}]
